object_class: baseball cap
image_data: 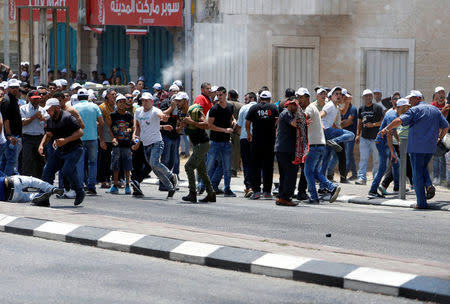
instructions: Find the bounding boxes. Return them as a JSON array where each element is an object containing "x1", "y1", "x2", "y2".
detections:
[
  {"x1": 54, "y1": 80, "x2": 62, "y2": 87},
  {"x1": 406, "y1": 90, "x2": 423, "y2": 99},
  {"x1": 362, "y1": 89, "x2": 373, "y2": 96},
  {"x1": 284, "y1": 99, "x2": 297, "y2": 106},
  {"x1": 396, "y1": 98, "x2": 411, "y2": 107},
  {"x1": 316, "y1": 87, "x2": 327, "y2": 95},
  {"x1": 169, "y1": 84, "x2": 179, "y2": 92},
  {"x1": 102, "y1": 80, "x2": 110, "y2": 86},
  {"x1": 59, "y1": 79, "x2": 68, "y2": 86},
  {"x1": 128, "y1": 81, "x2": 136, "y2": 86},
  {"x1": 28, "y1": 90, "x2": 41, "y2": 99},
  {"x1": 435, "y1": 86, "x2": 445, "y2": 93},
  {"x1": 211, "y1": 85, "x2": 218, "y2": 93},
  {"x1": 7, "y1": 79, "x2": 20, "y2": 88},
  {"x1": 373, "y1": 89, "x2": 382, "y2": 94},
  {"x1": 44, "y1": 98, "x2": 60, "y2": 110},
  {"x1": 260, "y1": 90, "x2": 272, "y2": 99},
  {"x1": 70, "y1": 83, "x2": 82, "y2": 90},
  {"x1": 141, "y1": 92, "x2": 153, "y2": 100},
  {"x1": 0, "y1": 81, "x2": 7, "y2": 89},
  {"x1": 173, "y1": 80, "x2": 182, "y2": 87},
  {"x1": 342, "y1": 88, "x2": 351, "y2": 97},
  {"x1": 296, "y1": 88, "x2": 310, "y2": 96},
  {"x1": 174, "y1": 91, "x2": 189, "y2": 100},
  {"x1": 330, "y1": 86, "x2": 342, "y2": 95},
  {"x1": 153, "y1": 83, "x2": 162, "y2": 90},
  {"x1": 138, "y1": 76, "x2": 145, "y2": 81},
  {"x1": 115, "y1": 94, "x2": 126, "y2": 102},
  {"x1": 77, "y1": 88, "x2": 89, "y2": 97},
  {"x1": 132, "y1": 90, "x2": 141, "y2": 97},
  {"x1": 101, "y1": 90, "x2": 108, "y2": 99},
  {"x1": 61, "y1": 68, "x2": 67, "y2": 73}
]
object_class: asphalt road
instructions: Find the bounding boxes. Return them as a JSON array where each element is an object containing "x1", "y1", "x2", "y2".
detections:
[
  {"x1": 50, "y1": 183, "x2": 450, "y2": 264},
  {"x1": 0, "y1": 233, "x2": 423, "y2": 304}
]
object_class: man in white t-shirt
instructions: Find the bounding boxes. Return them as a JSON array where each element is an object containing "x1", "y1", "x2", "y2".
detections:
[
  {"x1": 133, "y1": 92, "x2": 177, "y2": 198},
  {"x1": 319, "y1": 87, "x2": 355, "y2": 183}
]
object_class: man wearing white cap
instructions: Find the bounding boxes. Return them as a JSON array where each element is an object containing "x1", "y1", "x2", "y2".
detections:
[
  {"x1": 133, "y1": 92, "x2": 177, "y2": 198},
  {"x1": 373, "y1": 89, "x2": 386, "y2": 111},
  {"x1": 431, "y1": 86, "x2": 447, "y2": 185},
  {"x1": 379, "y1": 91, "x2": 450, "y2": 209},
  {"x1": 355, "y1": 89, "x2": 383, "y2": 185},
  {"x1": 38, "y1": 98, "x2": 85, "y2": 206}
]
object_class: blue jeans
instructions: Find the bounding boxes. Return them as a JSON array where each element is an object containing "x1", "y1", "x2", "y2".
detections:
[
  {"x1": 305, "y1": 145, "x2": 336, "y2": 200},
  {"x1": 76, "y1": 140, "x2": 98, "y2": 190},
  {"x1": 327, "y1": 151, "x2": 338, "y2": 176},
  {"x1": 357, "y1": 137, "x2": 379, "y2": 181},
  {"x1": 161, "y1": 136, "x2": 178, "y2": 171},
  {"x1": 0, "y1": 137, "x2": 22, "y2": 176},
  {"x1": 207, "y1": 141, "x2": 232, "y2": 191},
  {"x1": 42, "y1": 146, "x2": 84, "y2": 196},
  {"x1": 409, "y1": 153, "x2": 433, "y2": 208},
  {"x1": 143, "y1": 141, "x2": 174, "y2": 191},
  {"x1": 0, "y1": 142, "x2": 6, "y2": 176},
  {"x1": 432, "y1": 155, "x2": 446, "y2": 181},
  {"x1": 345, "y1": 139, "x2": 357, "y2": 176},
  {"x1": 370, "y1": 143, "x2": 399, "y2": 193},
  {"x1": 321, "y1": 128, "x2": 354, "y2": 178},
  {"x1": 10, "y1": 175, "x2": 55, "y2": 202}
]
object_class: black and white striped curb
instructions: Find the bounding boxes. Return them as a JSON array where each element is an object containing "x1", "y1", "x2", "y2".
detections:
[
  {"x1": 337, "y1": 195, "x2": 450, "y2": 211},
  {"x1": 1, "y1": 213, "x2": 449, "y2": 303}
]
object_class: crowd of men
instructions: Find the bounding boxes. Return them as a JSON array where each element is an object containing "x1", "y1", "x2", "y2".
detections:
[{"x1": 1, "y1": 61, "x2": 449, "y2": 209}]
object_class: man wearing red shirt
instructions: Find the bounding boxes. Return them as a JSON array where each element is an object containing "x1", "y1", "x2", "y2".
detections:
[{"x1": 194, "y1": 82, "x2": 212, "y2": 115}]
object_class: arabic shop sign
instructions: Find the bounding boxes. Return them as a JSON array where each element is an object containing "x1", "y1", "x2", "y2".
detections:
[
  {"x1": 88, "y1": 0, "x2": 183, "y2": 27},
  {"x1": 9, "y1": 0, "x2": 78, "y2": 23}
]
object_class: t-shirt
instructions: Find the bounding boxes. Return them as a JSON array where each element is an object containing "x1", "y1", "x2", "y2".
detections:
[
  {"x1": 431, "y1": 101, "x2": 445, "y2": 110},
  {"x1": 184, "y1": 104, "x2": 209, "y2": 145},
  {"x1": 194, "y1": 94, "x2": 212, "y2": 115},
  {"x1": 208, "y1": 103, "x2": 234, "y2": 142},
  {"x1": 0, "y1": 93, "x2": 22, "y2": 136},
  {"x1": 237, "y1": 101, "x2": 257, "y2": 139},
  {"x1": 358, "y1": 103, "x2": 384, "y2": 140},
  {"x1": 110, "y1": 111, "x2": 134, "y2": 147},
  {"x1": 305, "y1": 104, "x2": 325, "y2": 145},
  {"x1": 134, "y1": 106, "x2": 162, "y2": 146},
  {"x1": 275, "y1": 109, "x2": 296, "y2": 153},
  {"x1": 342, "y1": 104, "x2": 358, "y2": 134},
  {"x1": 73, "y1": 100, "x2": 102, "y2": 141},
  {"x1": 321, "y1": 101, "x2": 338, "y2": 129},
  {"x1": 45, "y1": 110, "x2": 82, "y2": 152},
  {"x1": 158, "y1": 98, "x2": 180, "y2": 139},
  {"x1": 311, "y1": 100, "x2": 326, "y2": 112},
  {"x1": 375, "y1": 109, "x2": 398, "y2": 146},
  {"x1": 375, "y1": 100, "x2": 386, "y2": 111},
  {"x1": 246, "y1": 102, "x2": 279, "y2": 144}
]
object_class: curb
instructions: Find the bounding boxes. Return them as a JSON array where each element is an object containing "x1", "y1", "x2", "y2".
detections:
[
  {"x1": 337, "y1": 195, "x2": 450, "y2": 211},
  {"x1": 1, "y1": 213, "x2": 449, "y2": 302}
]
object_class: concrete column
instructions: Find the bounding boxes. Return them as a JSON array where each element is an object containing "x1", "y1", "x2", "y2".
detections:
[{"x1": 129, "y1": 35, "x2": 139, "y2": 82}]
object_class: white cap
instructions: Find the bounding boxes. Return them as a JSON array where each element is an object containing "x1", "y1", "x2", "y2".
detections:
[
  {"x1": 138, "y1": 76, "x2": 145, "y2": 81},
  {"x1": 214, "y1": 96, "x2": 219, "y2": 102},
  {"x1": 70, "y1": 94, "x2": 79, "y2": 105},
  {"x1": 330, "y1": 86, "x2": 342, "y2": 96},
  {"x1": 36, "y1": 67, "x2": 41, "y2": 72},
  {"x1": 128, "y1": 81, "x2": 136, "y2": 86},
  {"x1": 406, "y1": 90, "x2": 423, "y2": 99},
  {"x1": 59, "y1": 79, "x2": 68, "y2": 86},
  {"x1": 173, "y1": 80, "x2": 182, "y2": 87},
  {"x1": 44, "y1": 98, "x2": 60, "y2": 110},
  {"x1": 396, "y1": 98, "x2": 411, "y2": 107},
  {"x1": 102, "y1": 80, "x2": 110, "y2": 86},
  {"x1": 342, "y1": 88, "x2": 351, "y2": 97},
  {"x1": 77, "y1": 88, "x2": 89, "y2": 97},
  {"x1": 260, "y1": 90, "x2": 272, "y2": 99},
  {"x1": 132, "y1": 90, "x2": 141, "y2": 97},
  {"x1": 88, "y1": 93, "x2": 97, "y2": 100},
  {"x1": 87, "y1": 89, "x2": 94, "y2": 96},
  {"x1": 327, "y1": 92, "x2": 332, "y2": 98},
  {"x1": 362, "y1": 89, "x2": 373, "y2": 96},
  {"x1": 296, "y1": 87, "x2": 310, "y2": 96},
  {"x1": 316, "y1": 88, "x2": 326, "y2": 95},
  {"x1": 435, "y1": 86, "x2": 445, "y2": 93},
  {"x1": 53, "y1": 80, "x2": 62, "y2": 87},
  {"x1": 0, "y1": 81, "x2": 7, "y2": 89},
  {"x1": 115, "y1": 94, "x2": 126, "y2": 102},
  {"x1": 70, "y1": 83, "x2": 82, "y2": 90},
  {"x1": 102, "y1": 90, "x2": 108, "y2": 99},
  {"x1": 211, "y1": 85, "x2": 218, "y2": 93},
  {"x1": 373, "y1": 88, "x2": 382, "y2": 94},
  {"x1": 61, "y1": 68, "x2": 67, "y2": 73},
  {"x1": 153, "y1": 83, "x2": 162, "y2": 90},
  {"x1": 7, "y1": 79, "x2": 20, "y2": 88},
  {"x1": 169, "y1": 84, "x2": 179, "y2": 92},
  {"x1": 174, "y1": 91, "x2": 189, "y2": 100},
  {"x1": 141, "y1": 92, "x2": 154, "y2": 100}
]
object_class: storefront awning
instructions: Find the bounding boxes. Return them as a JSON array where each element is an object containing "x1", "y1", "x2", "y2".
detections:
[{"x1": 83, "y1": 26, "x2": 104, "y2": 34}]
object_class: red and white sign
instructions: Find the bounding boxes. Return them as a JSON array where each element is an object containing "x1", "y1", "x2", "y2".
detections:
[
  {"x1": 9, "y1": 0, "x2": 79, "y2": 23},
  {"x1": 88, "y1": 0, "x2": 183, "y2": 27}
]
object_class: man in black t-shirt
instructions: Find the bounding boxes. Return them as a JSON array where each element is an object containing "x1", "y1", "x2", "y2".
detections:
[
  {"x1": 355, "y1": 89, "x2": 384, "y2": 184},
  {"x1": 0, "y1": 79, "x2": 23, "y2": 176},
  {"x1": 38, "y1": 98, "x2": 85, "y2": 207},
  {"x1": 207, "y1": 86, "x2": 236, "y2": 197},
  {"x1": 245, "y1": 90, "x2": 279, "y2": 199}
]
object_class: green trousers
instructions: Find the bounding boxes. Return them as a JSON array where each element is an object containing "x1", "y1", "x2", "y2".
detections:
[{"x1": 185, "y1": 141, "x2": 214, "y2": 195}]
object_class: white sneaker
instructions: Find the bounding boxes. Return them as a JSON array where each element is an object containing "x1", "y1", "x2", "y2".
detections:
[
  {"x1": 57, "y1": 189, "x2": 76, "y2": 199},
  {"x1": 432, "y1": 177, "x2": 440, "y2": 185}
]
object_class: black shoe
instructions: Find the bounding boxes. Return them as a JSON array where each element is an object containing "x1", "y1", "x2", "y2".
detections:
[
  {"x1": 32, "y1": 192, "x2": 52, "y2": 205},
  {"x1": 368, "y1": 191, "x2": 385, "y2": 199},
  {"x1": 308, "y1": 199, "x2": 320, "y2": 204},
  {"x1": 33, "y1": 198, "x2": 50, "y2": 207},
  {"x1": 131, "y1": 180, "x2": 144, "y2": 196},
  {"x1": 177, "y1": 174, "x2": 184, "y2": 181},
  {"x1": 215, "y1": 188, "x2": 225, "y2": 195},
  {"x1": 52, "y1": 188, "x2": 65, "y2": 196},
  {"x1": 347, "y1": 175, "x2": 357, "y2": 181},
  {"x1": 296, "y1": 192, "x2": 309, "y2": 201},
  {"x1": 329, "y1": 186, "x2": 341, "y2": 203},
  {"x1": 318, "y1": 188, "x2": 331, "y2": 195},
  {"x1": 170, "y1": 174, "x2": 178, "y2": 189},
  {"x1": 231, "y1": 170, "x2": 238, "y2": 177},
  {"x1": 86, "y1": 188, "x2": 97, "y2": 195},
  {"x1": 182, "y1": 191, "x2": 197, "y2": 203},
  {"x1": 326, "y1": 139, "x2": 343, "y2": 152},
  {"x1": 74, "y1": 191, "x2": 86, "y2": 206},
  {"x1": 340, "y1": 177, "x2": 350, "y2": 184},
  {"x1": 167, "y1": 189, "x2": 175, "y2": 198},
  {"x1": 327, "y1": 174, "x2": 334, "y2": 182},
  {"x1": 224, "y1": 189, "x2": 236, "y2": 197},
  {"x1": 197, "y1": 188, "x2": 205, "y2": 195},
  {"x1": 426, "y1": 185, "x2": 435, "y2": 200},
  {"x1": 199, "y1": 192, "x2": 216, "y2": 203}
]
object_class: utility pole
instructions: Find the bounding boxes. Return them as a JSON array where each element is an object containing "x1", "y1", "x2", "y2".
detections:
[
  {"x1": 4, "y1": 0, "x2": 10, "y2": 65},
  {"x1": 184, "y1": 0, "x2": 193, "y2": 100}
]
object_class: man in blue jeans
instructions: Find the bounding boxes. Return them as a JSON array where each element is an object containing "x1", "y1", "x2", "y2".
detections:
[
  {"x1": 73, "y1": 88, "x2": 105, "y2": 195},
  {"x1": 379, "y1": 92, "x2": 449, "y2": 209},
  {"x1": 340, "y1": 92, "x2": 358, "y2": 180}
]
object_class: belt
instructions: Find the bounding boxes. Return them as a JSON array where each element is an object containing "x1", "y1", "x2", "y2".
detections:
[
  {"x1": 4, "y1": 177, "x2": 14, "y2": 201},
  {"x1": 310, "y1": 144, "x2": 325, "y2": 147},
  {"x1": 23, "y1": 134, "x2": 44, "y2": 137}
]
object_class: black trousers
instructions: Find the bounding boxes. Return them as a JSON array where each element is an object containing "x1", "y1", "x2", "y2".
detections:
[
  {"x1": 98, "y1": 142, "x2": 113, "y2": 183},
  {"x1": 276, "y1": 152, "x2": 299, "y2": 200},
  {"x1": 251, "y1": 142, "x2": 274, "y2": 193},
  {"x1": 132, "y1": 143, "x2": 152, "y2": 183},
  {"x1": 21, "y1": 134, "x2": 45, "y2": 178},
  {"x1": 240, "y1": 139, "x2": 253, "y2": 189},
  {"x1": 382, "y1": 144, "x2": 413, "y2": 189},
  {"x1": 297, "y1": 163, "x2": 307, "y2": 195}
]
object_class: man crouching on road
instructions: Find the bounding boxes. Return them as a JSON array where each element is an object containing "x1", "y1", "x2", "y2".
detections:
[{"x1": 0, "y1": 175, "x2": 64, "y2": 204}]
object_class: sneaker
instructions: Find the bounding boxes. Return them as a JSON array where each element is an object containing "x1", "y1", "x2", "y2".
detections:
[
  {"x1": 215, "y1": 188, "x2": 225, "y2": 195},
  {"x1": 197, "y1": 188, "x2": 205, "y2": 195},
  {"x1": 74, "y1": 191, "x2": 86, "y2": 206},
  {"x1": 340, "y1": 177, "x2": 349, "y2": 184},
  {"x1": 318, "y1": 188, "x2": 331, "y2": 195},
  {"x1": 329, "y1": 186, "x2": 341, "y2": 203},
  {"x1": 32, "y1": 191, "x2": 52, "y2": 205},
  {"x1": 249, "y1": 192, "x2": 261, "y2": 200},
  {"x1": 368, "y1": 191, "x2": 384, "y2": 199},
  {"x1": 131, "y1": 180, "x2": 144, "y2": 196},
  {"x1": 263, "y1": 192, "x2": 273, "y2": 199},
  {"x1": 106, "y1": 185, "x2": 119, "y2": 194},
  {"x1": 326, "y1": 139, "x2": 343, "y2": 152},
  {"x1": 355, "y1": 178, "x2": 366, "y2": 185},
  {"x1": 347, "y1": 175, "x2": 357, "y2": 181},
  {"x1": 327, "y1": 174, "x2": 334, "y2": 182},
  {"x1": 52, "y1": 188, "x2": 64, "y2": 196},
  {"x1": 57, "y1": 189, "x2": 76, "y2": 199},
  {"x1": 167, "y1": 189, "x2": 175, "y2": 198},
  {"x1": 308, "y1": 198, "x2": 320, "y2": 204},
  {"x1": 378, "y1": 186, "x2": 389, "y2": 196},
  {"x1": 244, "y1": 188, "x2": 254, "y2": 198},
  {"x1": 426, "y1": 185, "x2": 435, "y2": 200},
  {"x1": 432, "y1": 177, "x2": 440, "y2": 185},
  {"x1": 125, "y1": 185, "x2": 131, "y2": 195},
  {"x1": 224, "y1": 189, "x2": 236, "y2": 197},
  {"x1": 86, "y1": 188, "x2": 97, "y2": 195},
  {"x1": 296, "y1": 192, "x2": 309, "y2": 201},
  {"x1": 170, "y1": 174, "x2": 178, "y2": 189}
]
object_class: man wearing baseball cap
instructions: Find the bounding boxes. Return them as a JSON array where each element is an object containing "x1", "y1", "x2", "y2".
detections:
[
  {"x1": 431, "y1": 86, "x2": 447, "y2": 185},
  {"x1": 379, "y1": 92, "x2": 449, "y2": 209},
  {"x1": 38, "y1": 98, "x2": 85, "y2": 207}
]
